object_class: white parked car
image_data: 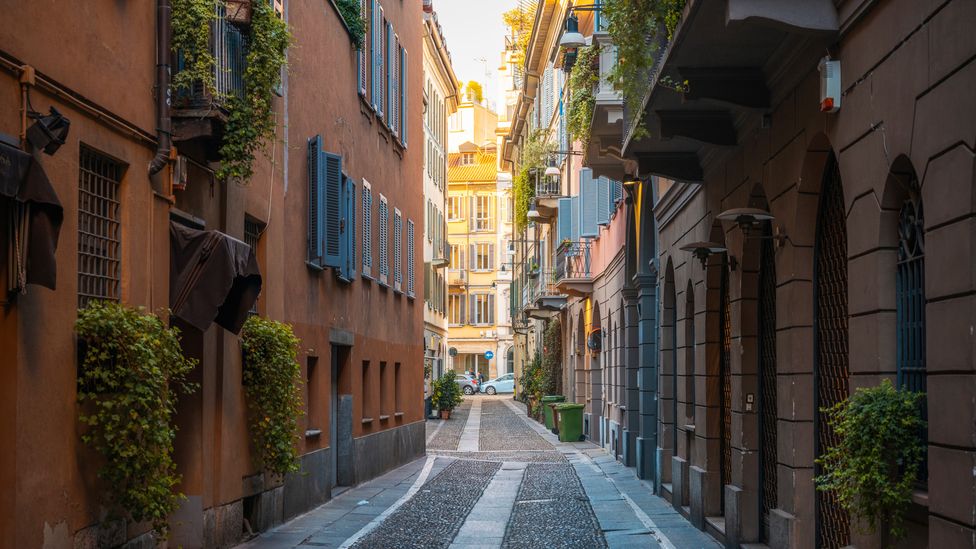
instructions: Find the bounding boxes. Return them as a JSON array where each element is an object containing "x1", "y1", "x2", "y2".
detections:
[{"x1": 480, "y1": 373, "x2": 515, "y2": 395}]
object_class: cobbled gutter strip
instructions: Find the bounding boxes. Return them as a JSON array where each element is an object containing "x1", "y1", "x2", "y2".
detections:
[
  {"x1": 349, "y1": 459, "x2": 502, "y2": 549},
  {"x1": 502, "y1": 463, "x2": 608, "y2": 549},
  {"x1": 426, "y1": 401, "x2": 471, "y2": 451}
]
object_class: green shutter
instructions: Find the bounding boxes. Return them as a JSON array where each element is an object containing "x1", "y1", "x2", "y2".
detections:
[
  {"x1": 323, "y1": 151, "x2": 342, "y2": 269},
  {"x1": 307, "y1": 136, "x2": 325, "y2": 268}
]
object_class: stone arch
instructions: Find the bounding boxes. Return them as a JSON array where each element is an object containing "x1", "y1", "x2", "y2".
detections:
[
  {"x1": 589, "y1": 299, "x2": 604, "y2": 443},
  {"x1": 575, "y1": 309, "x2": 586, "y2": 403},
  {"x1": 701, "y1": 220, "x2": 730, "y2": 519}
]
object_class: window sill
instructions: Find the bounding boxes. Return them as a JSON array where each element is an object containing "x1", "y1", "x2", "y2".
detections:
[
  {"x1": 394, "y1": 412, "x2": 404, "y2": 418},
  {"x1": 305, "y1": 429, "x2": 322, "y2": 439},
  {"x1": 379, "y1": 415, "x2": 390, "y2": 421},
  {"x1": 361, "y1": 417, "x2": 374, "y2": 424},
  {"x1": 911, "y1": 489, "x2": 929, "y2": 507}
]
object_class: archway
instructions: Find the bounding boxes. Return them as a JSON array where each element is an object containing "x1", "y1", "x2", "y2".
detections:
[
  {"x1": 814, "y1": 152, "x2": 851, "y2": 548},
  {"x1": 702, "y1": 219, "x2": 731, "y2": 518},
  {"x1": 575, "y1": 310, "x2": 586, "y2": 404},
  {"x1": 589, "y1": 299, "x2": 604, "y2": 444},
  {"x1": 660, "y1": 258, "x2": 678, "y2": 483}
]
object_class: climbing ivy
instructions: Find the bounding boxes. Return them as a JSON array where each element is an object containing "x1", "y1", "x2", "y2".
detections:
[
  {"x1": 171, "y1": 0, "x2": 291, "y2": 183},
  {"x1": 513, "y1": 167, "x2": 533, "y2": 232},
  {"x1": 218, "y1": 0, "x2": 291, "y2": 182},
  {"x1": 566, "y1": 44, "x2": 600, "y2": 150},
  {"x1": 240, "y1": 315, "x2": 305, "y2": 476},
  {"x1": 815, "y1": 379, "x2": 926, "y2": 543},
  {"x1": 76, "y1": 302, "x2": 198, "y2": 539}
]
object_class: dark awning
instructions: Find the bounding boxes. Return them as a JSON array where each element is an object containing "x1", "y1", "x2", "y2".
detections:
[
  {"x1": 1, "y1": 141, "x2": 64, "y2": 292},
  {"x1": 170, "y1": 221, "x2": 261, "y2": 335}
]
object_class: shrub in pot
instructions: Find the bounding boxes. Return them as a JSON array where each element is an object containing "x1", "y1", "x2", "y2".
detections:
[{"x1": 432, "y1": 373, "x2": 461, "y2": 419}]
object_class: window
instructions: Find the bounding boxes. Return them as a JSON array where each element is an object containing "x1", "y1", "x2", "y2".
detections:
[
  {"x1": 307, "y1": 356, "x2": 319, "y2": 432},
  {"x1": 447, "y1": 196, "x2": 463, "y2": 220},
  {"x1": 371, "y1": 3, "x2": 384, "y2": 115},
  {"x1": 357, "y1": 0, "x2": 368, "y2": 96},
  {"x1": 450, "y1": 112, "x2": 463, "y2": 131},
  {"x1": 473, "y1": 195, "x2": 492, "y2": 231},
  {"x1": 395, "y1": 362, "x2": 402, "y2": 413},
  {"x1": 450, "y1": 244, "x2": 465, "y2": 271},
  {"x1": 379, "y1": 361, "x2": 389, "y2": 419},
  {"x1": 362, "y1": 361, "x2": 372, "y2": 422},
  {"x1": 471, "y1": 243, "x2": 494, "y2": 271},
  {"x1": 506, "y1": 196, "x2": 514, "y2": 223},
  {"x1": 78, "y1": 146, "x2": 123, "y2": 308},
  {"x1": 471, "y1": 293, "x2": 494, "y2": 325},
  {"x1": 449, "y1": 294, "x2": 464, "y2": 325},
  {"x1": 338, "y1": 175, "x2": 356, "y2": 281},
  {"x1": 399, "y1": 45, "x2": 408, "y2": 145},
  {"x1": 244, "y1": 217, "x2": 263, "y2": 314},
  {"x1": 460, "y1": 152, "x2": 475, "y2": 165},
  {"x1": 406, "y1": 219, "x2": 415, "y2": 297},
  {"x1": 306, "y1": 135, "x2": 344, "y2": 272},
  {"x1": 393, "y1": 208, "x2": 403, "y2": 292},
  {"x1": 362, "y1": 180, "x2": 373, "y2": 277},
  {"x1": 379, "y1": 195, "x2": 389, "y2": 284}
]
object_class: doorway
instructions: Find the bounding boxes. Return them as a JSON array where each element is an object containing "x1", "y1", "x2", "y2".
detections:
[{"x1": 330, "y1": 344, "x2": 354, "y2": 494}]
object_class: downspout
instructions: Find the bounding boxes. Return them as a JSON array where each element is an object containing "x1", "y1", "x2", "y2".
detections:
[{"x1": 149, "y1": 0, "x2": 172, "y2": 175}]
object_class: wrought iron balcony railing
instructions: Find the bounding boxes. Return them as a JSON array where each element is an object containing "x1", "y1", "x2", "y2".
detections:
[
  {"x1": 554, "y1": 241, "x2": 591, "y2": 283},
  {"x1": 175, "y1": 11, "x2": 246, "y2": 110},
  {"x1": 535, "y1": 176, "x2": 561, "y2": 198}
]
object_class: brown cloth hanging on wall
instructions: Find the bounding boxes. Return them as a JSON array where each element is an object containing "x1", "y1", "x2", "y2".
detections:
[
  {"x1": 0, "y1": 141, "x2": 63, "y2": 293},
  {"x1": 170, "y1": 221, "x2": 261, "y2": 335}
]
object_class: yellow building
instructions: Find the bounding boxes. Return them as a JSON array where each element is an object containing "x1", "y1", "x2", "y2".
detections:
[{"x1": 446, "y1": 137, "x2": 513, "y2": 380}]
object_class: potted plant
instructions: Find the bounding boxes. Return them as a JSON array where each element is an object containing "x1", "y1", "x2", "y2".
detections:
[
  {"x1": 527, "y1": 258, "x2": 540, "y2": 278},
  {"x1": 432, "y1": 373, "x2": 460, "y2": 419}
]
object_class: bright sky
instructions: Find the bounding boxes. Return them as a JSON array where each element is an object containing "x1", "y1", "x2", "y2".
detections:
[{"x1": 433, "y1": 0, "x2": 519, "y2": 111}]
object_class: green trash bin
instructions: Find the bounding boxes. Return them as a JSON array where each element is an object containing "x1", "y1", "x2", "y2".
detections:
[
  {"x1": 541, "y1": 395, "x2": 565, "y2": 430},
  {"x1": 555, "y1": 403, "x2": 585, "y2": 443}
]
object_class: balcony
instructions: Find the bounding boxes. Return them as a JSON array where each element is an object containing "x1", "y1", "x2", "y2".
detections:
[
  {"x1": 584, "y1": 27, "x2": 625, "y2": 181},
  {"x1": 553, "y1": 241, "x2": 593, "y2": 297},
  {"x1": 172, "y1": 11, "x2": 247, "y2": 149},
  {"x1": 449, "y1": 270, "x2": 467, "y2": 286},
  {"x1": 525, "y1": 269, "x2": 566, "y2": 320}
]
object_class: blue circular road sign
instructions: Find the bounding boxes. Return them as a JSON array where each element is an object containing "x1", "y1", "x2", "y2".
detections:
[{"x1": 484, "y1": 350, "x2": 494, "y2": 360}]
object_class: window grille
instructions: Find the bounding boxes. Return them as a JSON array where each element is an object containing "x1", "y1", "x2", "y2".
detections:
[
  {"x1": 720, "y1": 262, "x2": 732, "y2": 512},
  {"x1": 244, "y1": 217, "x2": 262, "y2": 315},
  {"x1": 758, "y1": 233, "x2": 778, "y2": 541},
  {"x1": 406, "y1": 219, "x2": 415, "y2": 297},
  {"x1": 78, "y1": 147, "x2": 123, "y2": 308}
]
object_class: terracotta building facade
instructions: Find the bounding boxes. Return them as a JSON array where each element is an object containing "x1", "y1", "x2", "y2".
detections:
[{"x1": 0, "y1": 0, "x2": 425, "y2": 547}]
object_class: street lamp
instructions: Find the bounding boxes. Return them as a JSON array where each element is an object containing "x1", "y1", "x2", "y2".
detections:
[{"x1": 559, "y1": 14, "x2": 585, "y2": 49}]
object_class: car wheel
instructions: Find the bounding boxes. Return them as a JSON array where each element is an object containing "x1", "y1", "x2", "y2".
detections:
[
  {"x1": 486, "y1": 387, "x2": 497, "y2": 395},
  {"x1": 463, "y1": 386, "x2": 474, "y2": 395}
]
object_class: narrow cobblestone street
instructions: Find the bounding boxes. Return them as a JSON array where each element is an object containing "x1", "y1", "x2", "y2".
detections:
[{"x1": 241, "y1": 396, "x2": 718, "y2": 549}]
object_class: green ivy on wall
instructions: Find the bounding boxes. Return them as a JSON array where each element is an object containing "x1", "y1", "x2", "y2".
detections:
[
  {"x1": 76, "y1": 302, "x2": 198, "y2": 539},
  {"x1": 240, "y1": 316, "x2": 305, "y2": 476},
  {"x1": 815, "y1": 379, "x2": 926, "y2": 543},
  {"x1": 566, "y1": 44, "x2": 600, "y2": 150},
  {"x1": 172, "y1": 0, "x2": 292, "y2": 183}
]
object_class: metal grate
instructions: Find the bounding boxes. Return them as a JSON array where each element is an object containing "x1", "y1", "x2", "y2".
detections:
[
  {"x1": 78, "y1": 147, "x2": 122, "y2": 308},
  {"x1": 896, "y1": 191, "x2": 927, "y2": 485},
  {"x1": 244, "y1": 217, "x2": 262, "y2": 315},
  {"x1": 720, "y1": 262, "x2": 732, "y2": 511},
  {"x1": 758, "y1": 232, "x2": 778, "y2": 542},
  {"x1": 814, "y1": 155, "x2": 851, "y2": 549}
]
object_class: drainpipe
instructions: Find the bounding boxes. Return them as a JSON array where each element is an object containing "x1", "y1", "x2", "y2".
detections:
[{"x1": 149, "y1": 0, "x2": 172, "y2": 176}]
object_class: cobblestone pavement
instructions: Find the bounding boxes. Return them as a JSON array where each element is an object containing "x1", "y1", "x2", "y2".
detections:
[{"x1": 242, "y1": 395, "x2": 720, "y2": 549}]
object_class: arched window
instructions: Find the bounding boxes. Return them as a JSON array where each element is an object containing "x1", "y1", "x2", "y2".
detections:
[{"x1": 896, "y1": 191, "x2": 925, "y2": 392}]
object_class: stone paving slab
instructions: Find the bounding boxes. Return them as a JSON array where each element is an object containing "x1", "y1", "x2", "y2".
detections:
[{"x1": 427, "y1": 400, "x2": 472, "y2": 451}]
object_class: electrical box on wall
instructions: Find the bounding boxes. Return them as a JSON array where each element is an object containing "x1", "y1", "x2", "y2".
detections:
[{"x1": 819, "y1": 57, "x2": 841, "y2": 113}]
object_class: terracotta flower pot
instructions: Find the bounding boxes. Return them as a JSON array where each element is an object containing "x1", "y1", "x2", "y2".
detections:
[{"x1": 439, "y1": 409, "x2": 451, "y2": 420}]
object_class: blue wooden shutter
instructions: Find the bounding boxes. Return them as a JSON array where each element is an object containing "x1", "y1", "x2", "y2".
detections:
[
  {"x1": 571, "y1": 195, "x2": 580, "y2": 242},
  {"x1": 373, "y1": 6, "x2": 384, "y2": 116},
  {"x1": 558, "y1": 197, "x2": 572, "y2": 243},
  {"x1": 362, "y1": 182, "x2": 372, "y2": 275},
  {"x1": 597, "y1": 176, "x2": 611, "y2": 226},
  {"x1": 307, "y1": 136, "x2": 325, "y2": 268},
  {"x1": 379, "y1": 198, "x2": 389, "y2": 281},
  {"x1": 579, "y1": 168, "x2": 597, "y2": 237},
  {"x1": 386, "y1": 22, "x2": 393, "y2": 124},
  {"x1": 344, "y1": 177, "x2": 356, "y2": 279},
  {"x1": 393, "y1": 210, "x2": 402, "y2": 290},
  {"x1": 323, "y1": 152, "x2": 343, "y2": 268},
  {"x1": 407, "y1": 219, "x2": 415, "y2": 296},
  {"x1": 610, "y1": 179, "x2": 622, "y2": 207},
  {"x1": 400, "y1": 46, "x2": 408, "y2": 146},
  {"x1": 370, "y1": 0, "x2": 380, "y2": 109}
]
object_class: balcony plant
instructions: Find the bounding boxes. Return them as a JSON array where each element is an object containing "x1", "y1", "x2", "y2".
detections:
[
  {"x1": 600, "y1": 0, "x2": 686, "y2": 138},
  {"x1": 334, "y1": 0, "x2": 367, "y2": 49},
  {"x1": 815, "y1": 379, "x2": 926, "y2": 544},
  {"x1": 566, "y1": 44, "x2": 600, "y2": 150},
  {"x1": 240, "y1": 315, "x2": 304, "y2": 476},
  {"x1": 76, "y1": 302, "x2": 198, "y2": 540},
  {"x1": 172, "y1": 0, "x2": 292, "y2": 183},
  {"x1": 514, "y1": 130, "x2": 556, "y2": 231}
]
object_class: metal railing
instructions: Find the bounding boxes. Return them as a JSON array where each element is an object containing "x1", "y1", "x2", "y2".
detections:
[
  {"x1": 553, "y1": 240, "x2": 591, "y2": 283},
  {"x1": 175, "y1": 10, "x2": 246, "y2": 109},
  {"x1": 535, "y1": 176, "x2": 561, "y2": 198}
]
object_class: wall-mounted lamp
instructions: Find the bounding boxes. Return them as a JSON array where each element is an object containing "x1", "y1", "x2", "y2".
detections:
[
  {"x1": 680, "y1": 241, "x2": 727, "y2": 270},
  {"x1": 559, "y1": 14, "x2": 585, "y2": 49},
  {"x1": 26, "y1": 106, "x2": 70, "y2": 155},
  {"x1": 527, "y1": 199, "x2": 543, "y2": 220},
  {"x1": 717, "y1": 207, "x2": 790, "y2": 248},
  {"x1": 544, "y1": 164, "x2": 560, "y2": 177}
]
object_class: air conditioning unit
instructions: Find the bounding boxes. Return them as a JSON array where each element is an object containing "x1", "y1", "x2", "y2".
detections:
[{"x1": 818, "y1": 57, "x2": 841, "y2": 113}]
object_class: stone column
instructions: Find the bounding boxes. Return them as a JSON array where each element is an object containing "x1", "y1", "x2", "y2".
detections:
[
  {"x1": 622, "y1": 287, "x2": 640, "y2": 468},
  {"x1": 635, "y1": 272, "x2": 659, "y2": 481}
]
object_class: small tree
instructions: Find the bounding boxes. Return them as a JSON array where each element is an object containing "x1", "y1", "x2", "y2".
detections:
[{"x1": 815, "y1": 379, "x2": 926, "y2": 544}]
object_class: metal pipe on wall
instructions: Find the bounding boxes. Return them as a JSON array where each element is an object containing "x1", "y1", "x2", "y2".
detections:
[{"x1": 149, "y1": 0, "x2": 172, "y2": 175}]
